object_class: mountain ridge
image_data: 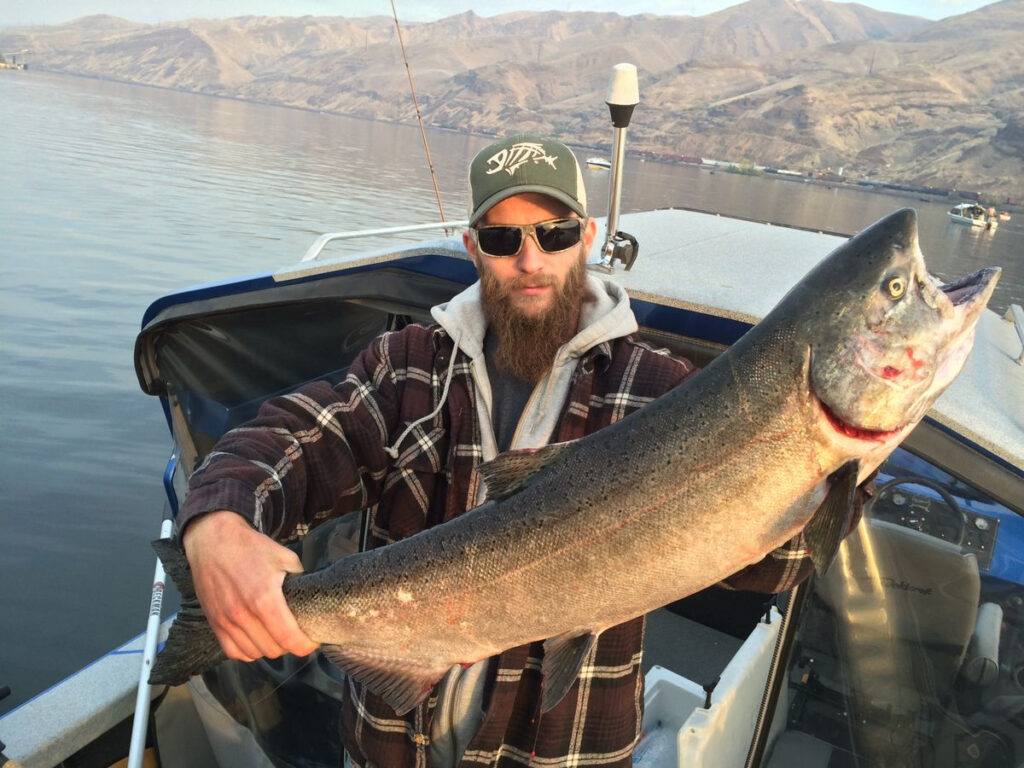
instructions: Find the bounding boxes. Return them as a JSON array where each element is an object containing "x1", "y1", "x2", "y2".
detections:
[{"x1": 3, "y1": 0, "x2": 1021, "y2": 200}]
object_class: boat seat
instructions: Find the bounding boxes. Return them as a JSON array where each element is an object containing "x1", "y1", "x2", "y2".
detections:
[
  {"x1": 816, "y1": 518, "x2": 980, "y2": 707},
  {"x1": 813, "y1": 517, "x2": 981, "y2": 764}
]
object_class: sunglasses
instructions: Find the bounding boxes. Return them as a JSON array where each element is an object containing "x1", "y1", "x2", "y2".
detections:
[{"x1": 473, "y1": 218, "x2": 584, "y2": 258}]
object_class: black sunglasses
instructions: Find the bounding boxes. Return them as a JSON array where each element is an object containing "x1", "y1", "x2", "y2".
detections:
[{"x1": 473, "y1": 218, "x2": 584, "y2": 258}]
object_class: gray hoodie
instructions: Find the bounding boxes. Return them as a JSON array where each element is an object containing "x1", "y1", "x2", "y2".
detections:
[{"x1": 424, "y1": 272, "x2": 639, "y2": 766}]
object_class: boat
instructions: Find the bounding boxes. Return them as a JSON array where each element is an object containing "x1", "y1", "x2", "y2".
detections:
[
  {"x1": 2, "y1": 70, "x2": 1023, "y2": 768},
  {"x1": 586, "y1": 156, "x2": 612, "y2": 170},
  {"x1": 3, "y1": 202, "x2": 1022, "y2": 768},
  {"x1": 948, "y1": 202, "x2": 998, "y2": 229},
  {"x1": 999, "y1": 210, "x2": 1012, "y2": 222}
]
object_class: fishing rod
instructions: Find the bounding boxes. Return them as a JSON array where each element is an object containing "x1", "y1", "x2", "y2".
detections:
[
  {"x1": 743, "y1": 579, "x2": 810, "y2": 768},
  {"x1": 390, "y1": 0, "x2": 450, "y2": 226},
  {"x1": 126, "y1": 516, "x2": 174, "y2": 768}
]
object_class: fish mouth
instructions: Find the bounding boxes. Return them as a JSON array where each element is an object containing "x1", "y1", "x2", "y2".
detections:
[
  {"x1": 937, "y1": 267, "x2": 1001, "y2": 308},
  {"x1": 818, "y1": 397, "x2": 904, "y2": 443}
]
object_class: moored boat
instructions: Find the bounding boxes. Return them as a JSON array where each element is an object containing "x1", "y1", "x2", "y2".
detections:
[
  {"x1": 948, "y1": 202, "x2": 998, "y2": 229},
  {"x1": 586, "y1": 156, "x2": 612, "y2": 170}
]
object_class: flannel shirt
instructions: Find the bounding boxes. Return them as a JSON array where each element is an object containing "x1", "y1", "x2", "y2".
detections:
[{"x1": 180, "y1": 321, "x2": 854, "y2": 768}]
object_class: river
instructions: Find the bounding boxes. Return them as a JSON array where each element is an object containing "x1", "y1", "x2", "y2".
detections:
[{"x1": 0, "y1": 70, "x2": 1020, "y2": 716}]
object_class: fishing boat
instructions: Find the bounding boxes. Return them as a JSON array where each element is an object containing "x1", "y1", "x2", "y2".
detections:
[
  {"x1": 948, "y1": 202, "x2": 998, "y2": 229},
  {"x1": 586, "y1": 156, "x2": 612, "y2": 170},
  {"x1": 2, "y1": 69, "x2": 1023, "y2": 768}
]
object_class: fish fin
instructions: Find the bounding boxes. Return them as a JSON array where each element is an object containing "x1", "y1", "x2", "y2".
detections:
[
  {"x1": 148, "y1": 538, "x2": 226, "y2": 686},
  {"x1": 804, "y1": 460, "x2": 860, "y2": 576},
  {"x1": 477, "y1": 441, "x2": 577, "y2": 500},
  {"x1": 153, "y1": 537, "x2": 198, "y2": 601},
  {"x1": 540, "y1": 631, "x2": 598, "y2": 713},
  {"x1": 321, "y1": 644, "x2": 444, "y2": 716}
]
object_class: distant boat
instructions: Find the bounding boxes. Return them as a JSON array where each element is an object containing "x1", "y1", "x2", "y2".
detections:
[
  {"x1": 999, "y1": 211, "x2": 1011, "y2": 222},
  {"x1": 947, "y1": 202, "x2": 997, "y2": 229},
  {"x1": 586, "y1": 156, "x2": 612, "y2": 171}
]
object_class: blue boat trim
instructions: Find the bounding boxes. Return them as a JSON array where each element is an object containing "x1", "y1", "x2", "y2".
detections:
[
  {"x1": 140, "y1": 253, "x2": 478, "y2": 329},
  {"x1": 632, "y1": 299, "x2": 753, "y2": 347}
]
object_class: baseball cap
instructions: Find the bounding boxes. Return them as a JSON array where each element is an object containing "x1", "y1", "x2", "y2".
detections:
[{"x1": 467, "y1": 134, "x2": 588, "y2": 226}]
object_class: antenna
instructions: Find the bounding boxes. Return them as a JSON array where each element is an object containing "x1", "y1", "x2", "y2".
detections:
[{"x1": 596, "y1": 63, "x2": 640, "y2": 272}]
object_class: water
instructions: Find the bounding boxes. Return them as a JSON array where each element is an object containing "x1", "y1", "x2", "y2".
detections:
[{"x1": 0, "y1": 71, "x2": 1021, "y2": 717}]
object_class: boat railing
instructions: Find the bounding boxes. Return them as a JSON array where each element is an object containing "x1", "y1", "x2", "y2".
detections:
[{"x1": 301, "y1": 220, "x2": 468, "y2": 262}]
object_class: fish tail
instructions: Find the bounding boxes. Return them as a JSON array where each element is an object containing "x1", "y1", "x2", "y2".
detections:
[{"x1": 149, "y1": 537, "x2": 225, "y2": 686}]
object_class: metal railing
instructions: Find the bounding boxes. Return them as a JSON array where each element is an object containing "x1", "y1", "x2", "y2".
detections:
[{"x1": 301, "y1": 220, "x2": 468, "y2": 263}]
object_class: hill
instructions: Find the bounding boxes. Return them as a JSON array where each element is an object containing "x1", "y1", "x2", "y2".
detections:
[{"x1": 3, "y1": 0, "x2": 1021, "y2": 200}]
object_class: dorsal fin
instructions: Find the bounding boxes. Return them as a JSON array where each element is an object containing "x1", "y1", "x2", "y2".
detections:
[{"x1": 476, "y1": 440, "x2": 577, "y2": 500}]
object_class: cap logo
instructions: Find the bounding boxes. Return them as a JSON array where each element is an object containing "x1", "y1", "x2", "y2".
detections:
[{"x1": 486, "y1": 141, "x2": 558, "y2": 176}]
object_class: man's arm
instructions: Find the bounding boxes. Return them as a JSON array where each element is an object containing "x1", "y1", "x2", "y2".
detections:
[{"x1": 176, "y1": 328, "x2": 421, "y2": 661}]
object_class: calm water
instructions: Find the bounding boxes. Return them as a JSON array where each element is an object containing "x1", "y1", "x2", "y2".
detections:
[{"x1": 1, "y1": 71, "x2": 1021, "y2": 717}]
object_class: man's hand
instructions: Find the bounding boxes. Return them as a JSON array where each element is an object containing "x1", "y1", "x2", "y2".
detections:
[{"x1": 182, "y1": 510, "x2": 319, "y2": 661}]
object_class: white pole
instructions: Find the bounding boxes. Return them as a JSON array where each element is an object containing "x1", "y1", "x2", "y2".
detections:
[{"x1": 127, "y1": 518, "x2": 174, "y2": 768}]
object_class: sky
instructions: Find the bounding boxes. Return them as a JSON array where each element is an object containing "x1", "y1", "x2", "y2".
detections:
[{"x1": 0, "y1": 0, "x2": 1002, "y2": 28}]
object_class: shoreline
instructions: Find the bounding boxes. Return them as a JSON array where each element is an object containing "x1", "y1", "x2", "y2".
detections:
[{"x1": 20, "y1": 66, "x2": 1022, "y2": 210}]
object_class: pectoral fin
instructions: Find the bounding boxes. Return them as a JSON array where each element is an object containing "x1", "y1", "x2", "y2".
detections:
[
  {"x1": 541, "y1": 630, "x2": 599, "y2": 713},
  {"x1": 804, "y1": 460, "x2": 859, "y2": 575}
]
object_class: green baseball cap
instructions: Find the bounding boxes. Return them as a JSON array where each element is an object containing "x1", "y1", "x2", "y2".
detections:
[{"x1": 468, "y1": 134, "x2": 588, "y2": 226}]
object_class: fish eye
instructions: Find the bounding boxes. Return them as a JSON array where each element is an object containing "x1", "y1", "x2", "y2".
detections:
[{"x1": 884, "y1": 275, "x2": 907, "y2": 300}]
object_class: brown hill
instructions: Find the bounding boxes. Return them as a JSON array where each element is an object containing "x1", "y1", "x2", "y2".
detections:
[{"x1": 3, "y1": 0, "x2": 1021, "y2": 201}]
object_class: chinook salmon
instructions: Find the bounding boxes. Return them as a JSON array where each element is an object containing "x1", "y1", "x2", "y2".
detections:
[{"x1": 151, "y1": 208, "x2": 999, "y2": 715}]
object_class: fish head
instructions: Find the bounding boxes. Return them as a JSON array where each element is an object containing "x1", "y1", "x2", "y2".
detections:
[{"x1": 804, "y1": 208, "x2": 999, "y2": 445}]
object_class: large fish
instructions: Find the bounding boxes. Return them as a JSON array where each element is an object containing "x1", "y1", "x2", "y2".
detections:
[{"x1": 150, "y1": 208, "x2": 999, "y2": 715}]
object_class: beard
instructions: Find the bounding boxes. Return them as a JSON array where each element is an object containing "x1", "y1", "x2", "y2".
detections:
[{"x1": 480, "y1": 254, "x2": 588, "y2": 383}]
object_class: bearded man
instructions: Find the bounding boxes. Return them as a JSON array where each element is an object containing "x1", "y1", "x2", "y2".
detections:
[{"x1": 177, "y1": 135, "x2": 830, "y2": 767}]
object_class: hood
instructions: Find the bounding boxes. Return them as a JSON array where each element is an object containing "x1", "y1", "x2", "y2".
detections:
[{"x1": 430, "y1": 273, "x2": 638, "y2": 364}]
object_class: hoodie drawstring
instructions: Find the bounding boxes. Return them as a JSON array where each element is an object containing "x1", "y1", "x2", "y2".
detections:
[{"x1": 383, "y1": 329, "x2": 463, "y2": 460}]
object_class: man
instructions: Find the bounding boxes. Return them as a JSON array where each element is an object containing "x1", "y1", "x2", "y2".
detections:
[{"x1": 178, "y1": 134, "x2": 855, "y2": 766}]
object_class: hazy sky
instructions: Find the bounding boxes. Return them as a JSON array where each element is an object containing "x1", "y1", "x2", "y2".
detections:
[{"x1": 0, "y1": 0, "x2": 1001, "y2": 28}]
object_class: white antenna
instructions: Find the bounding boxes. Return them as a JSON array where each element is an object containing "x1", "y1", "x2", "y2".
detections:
[{"x1": 597, "y1": 63, "x2": 640, "y2": 272}]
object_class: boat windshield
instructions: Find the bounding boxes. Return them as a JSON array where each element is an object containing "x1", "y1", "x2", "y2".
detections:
[{"x1": 772, "y1": 445, "x2": 1024, "y2": 768}]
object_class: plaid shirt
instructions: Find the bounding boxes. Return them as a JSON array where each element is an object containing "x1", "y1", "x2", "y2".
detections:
[{"x1": 181, "y1": 321, "x2": 850, "y2": 768}]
